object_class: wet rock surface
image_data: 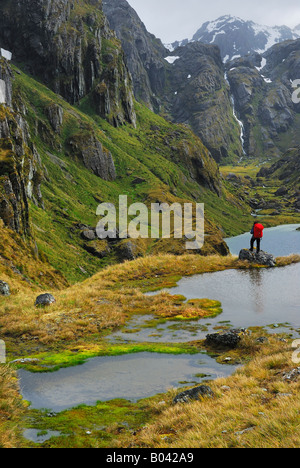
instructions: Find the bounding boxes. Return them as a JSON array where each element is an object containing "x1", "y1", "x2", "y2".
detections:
[
  {"x1": 239, "y1": 249, "x2": 276, "y2": 267},
  {"x1": 205, "y1": 329, "x2": 244, "y2": 349}
]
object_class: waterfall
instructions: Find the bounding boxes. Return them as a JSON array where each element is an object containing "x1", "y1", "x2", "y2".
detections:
[{"x1": 224, "y1": 72, "x2": 247, "y2": 158}]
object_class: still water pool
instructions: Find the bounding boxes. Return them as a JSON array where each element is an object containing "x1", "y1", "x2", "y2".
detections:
[{"x1": 18, "y1": 225, "x2": 300, "y2": 412}]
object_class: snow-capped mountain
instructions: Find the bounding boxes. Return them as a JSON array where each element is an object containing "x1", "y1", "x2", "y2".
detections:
[{"x1": 168, "y1": 15, "x2": 300, "y2": 62}]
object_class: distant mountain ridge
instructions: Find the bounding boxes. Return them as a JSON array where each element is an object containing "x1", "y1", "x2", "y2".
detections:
[{"x1": 168, "y1": 15, "x2": 300, "y2": 62}]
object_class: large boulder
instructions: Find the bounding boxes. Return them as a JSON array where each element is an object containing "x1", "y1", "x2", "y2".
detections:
[
  {"x1": 0, "y1": 280, "x2": 10, "y2": 296},
  {"x1": 239, "y1": 249, "x2": 276, "y2": 267},
  {"x1": 205, "y1": 329, "x2": 244, "y2": 349},
  {"x1": 35, "y1": 293, "x2": 56, "y2": 307},
  {"x1": 173, "y1": 385, "x2": 214, "y2": 404}
]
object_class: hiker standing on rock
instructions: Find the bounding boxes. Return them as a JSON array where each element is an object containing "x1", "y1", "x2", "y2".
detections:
[{"x1": 250, "y1": 221, "x2": 264, "y2": 254}]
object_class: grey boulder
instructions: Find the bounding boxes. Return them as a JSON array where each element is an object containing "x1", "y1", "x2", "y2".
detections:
[
  {"x1": 173, "y1": 385, "x2": 214, "y2": 404},
  {"x1": 0, "y1": 281, "x2": 10, "y2": 296},
  {"x1": 205, "y1": 329, "x2": 244, "y2": 349},
  {"x1": 35, "y1": 293, "x2": 56, "y2": 307},
  {"x1": 239, "y1": 249, "x2": 276, "y2": 267}
]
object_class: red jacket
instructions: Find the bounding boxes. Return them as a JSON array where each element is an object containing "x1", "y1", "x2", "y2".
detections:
[{"x1": 253, "y1": 223, "x2": 264, "y2": 238}]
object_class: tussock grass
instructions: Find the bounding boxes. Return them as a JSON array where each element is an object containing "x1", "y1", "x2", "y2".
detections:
[
  {"x1": 1, "y1": 254, "x2": 238, "y2": 352},
  {"x1": 128, "y1": 340, "x2": 300, "y2": 448},
  {"x1": 0, "y1": 365, "x2": 25, "y2": 448},
  {"x1": 1, "y1": 253, "x2": 299, "y2": 354},
  {"x1": 276, "y1": 254, "x2": 300, "y2": 267}
]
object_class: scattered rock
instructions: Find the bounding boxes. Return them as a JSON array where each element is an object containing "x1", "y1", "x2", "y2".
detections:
[
  {"x1": 282, "y1": 368, "x2": 300, "y2": 382},
  {"x1": 220, "y1": 385, "x2": 231, "y2": 392},
  {"x1": 239, "y1": 249, "x2": 276, "y2": 267},
  {"x1": 275, "y1": 186, "x2": 288, "y2": 197},
  {"x1": 173, "y1": 385, "x2": 214, "y2": 404},
  {"x1": 81, "y1": 229, "x2": 97, "y2": 241},
  {"x1": 205, "y1": 329, "x2": 244, "y2": 349},
  {"x1": 10, "y1": 358, "x2": 39, "y2": 364},
  {"x1": 235, "y1": 427, "x2": 255, "y2": 436},
  {"x1": 0, "y1": 280, "x2": 10, "y2": 296},
  {"x1": 256, "y1": 336, "x2": 269, "y2": 344},
  {"x1": 35, "y1": 293, "x2": 56, "y2": 307}
]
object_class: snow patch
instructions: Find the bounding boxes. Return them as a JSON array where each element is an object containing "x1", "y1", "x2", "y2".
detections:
[
  {"x1": 0, "y1": 80, "x2": 6, "y2": 104},
  {"x1": 164, "y1": 56, "x2": 180, "y2": 64},
  {"x1": 164, "y1": 43, "x2": 175, "y2": 52},
  {"x1": 256, "y1": 57, "x2": 267, "y2": 71},
  {"x1": 0, "y1": 48, "x2": 12, "y2": 61},
  {"x1": 210, "y1": 30, "x2": 226, "y2": 43},
  {"x1": 262, "y1": 76, "x2": 272, "y2": 84}
]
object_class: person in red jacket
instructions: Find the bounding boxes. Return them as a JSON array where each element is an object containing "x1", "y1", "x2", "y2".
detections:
[{"x1": 250, "y1": 221, "x2": 264, "y2": 253}]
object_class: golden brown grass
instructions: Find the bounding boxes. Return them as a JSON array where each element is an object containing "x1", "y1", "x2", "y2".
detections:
[
  {"x1": 0, "y1": 365, "x2": 25, "y2": 448},
  {"x1": 1, "y1": 253, "x2": 299, "y2": 351},
  {"x1": 0, "y1": 254, "x2": 239, "y2": 348},
  {"x1": 0, "y1": 221, "x2": 68, "y2": 293},
  {"x1": 1, "y1": 252, "x2": 300, "y2": 448},
  {"x1": 276, "y1": 254, "x2": 300, "y2": 267},
  {"x1": 127, "y1": 338, "x2": 300, "y2": 448}
]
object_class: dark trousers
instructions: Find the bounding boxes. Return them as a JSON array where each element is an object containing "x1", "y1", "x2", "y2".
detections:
[{"x1": 250, "y1": 236, "x2": 261, "y2": 253}]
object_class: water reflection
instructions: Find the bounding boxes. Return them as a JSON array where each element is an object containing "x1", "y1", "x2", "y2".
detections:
[
  {"x1": 18, "y1": 352, "x2": 237, "y2": 412},
  {"x1": 247, "y1": 269, "x2": 264, "y2": 316}
]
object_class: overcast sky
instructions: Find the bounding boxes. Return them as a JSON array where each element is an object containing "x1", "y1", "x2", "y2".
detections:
[{"x1": 127, "y1": 0, "x2": 300, "y2": 43}]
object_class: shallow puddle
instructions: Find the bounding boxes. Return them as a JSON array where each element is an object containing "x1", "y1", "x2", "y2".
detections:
[{"x1": 18, "y1": 352, "x2": 237, "y2": 412}]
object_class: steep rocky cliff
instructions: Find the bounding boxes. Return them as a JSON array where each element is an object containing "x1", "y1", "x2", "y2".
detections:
[
  {"x1": 0, "y1": 0, "x2": 253, "y2": 284},
  {"x1": 0, "y1": 58, "x2": 43, "y2": 235},
  {"x1": 0, "y1": 0, "x2": 136, "y2": 127},
  {"x1": 163, "y1": 42, "x2": 244, "y2": 162},
  {"x1": 103, "y1": 0, "x2": 168, "y2": 112},
  {"x1": 226, "y1": 39, "x2": 300, "y2": 160},
  {"x1": 103, "y1": 0, "x2": 244, "y2": 163},
  {"x1": 102, "y1": 2, "x2": 300, "y2": 163}
]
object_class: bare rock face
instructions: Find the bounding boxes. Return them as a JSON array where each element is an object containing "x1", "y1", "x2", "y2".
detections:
[
  {"x1": 0, "y1": 0, "x2": 136, "y2": 127},
  {"x1": 0, "y1": 59, "x2": 44, "y2": 235},
  {"x1": 68, "y1": 131, "x2": 116, "y2": 181},
  {"x1": 103, "y1": 0, "x2": 169, "y2": 112},
  {"x1": 46, "y1": 104, "x2": 64, "y2": 134}
]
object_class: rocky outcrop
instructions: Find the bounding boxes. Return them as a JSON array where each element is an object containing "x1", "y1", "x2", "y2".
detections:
[
  {"x1": 164, "y1": 42, "x2": 244, "y2": 162},
  {"x1": 103, "y1": 0, "x2": 168, "y2": 112},
  {"x1": 0, "y1": 280, "x2": 10, "y2": 296},
  {"x1": 46, "y1": 104, "x2": 64, "y2": 134},
  {"x1": 0, "y1": 0, "x2": 136, "y2": 127},
  {"x1": 68, "y1": 130, "x2": 116, "y2": 180},
  {"x1": 0, "y1": 59, "x2": 44, "y2": 235},
  {"x1": 205, "y1": 329, "x2": 244, "y2": 349},
  {"x1": 225, "y1": 39, "x2": 300, "y2": 160},
  {"x1": 239, "y1": 249, "x2": 276, "y2": 267},
  {"x1": 173, "y1": 385, "x2": 214, "y2": 404}
]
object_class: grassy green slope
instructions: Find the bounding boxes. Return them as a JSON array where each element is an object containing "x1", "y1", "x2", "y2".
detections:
[{"x1": 12, "y1": 66, "x2": 251, "y2": 283}]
